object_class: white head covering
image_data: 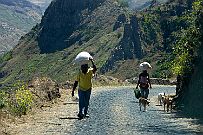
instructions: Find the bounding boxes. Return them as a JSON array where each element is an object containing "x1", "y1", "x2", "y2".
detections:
[{"x1": 139, "y1": 62, "x2": 152, "y2": 71}]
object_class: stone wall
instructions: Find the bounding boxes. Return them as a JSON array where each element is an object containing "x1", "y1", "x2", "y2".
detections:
[{"x1": 126, "y1": 77, "x2": 175, "y2": 85}]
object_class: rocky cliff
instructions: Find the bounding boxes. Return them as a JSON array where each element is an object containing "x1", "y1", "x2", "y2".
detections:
[
  {"x1": 101, "y1": 14, "x2": 142, "y2": 73},
  {"x1": 38, "y1": 0, "x2": 106, "y2": 53}
]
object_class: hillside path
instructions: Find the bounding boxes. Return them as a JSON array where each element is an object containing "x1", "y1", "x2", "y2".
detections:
[{"x1": 6, "y1": 86, "x2": 203, "y2": 135}]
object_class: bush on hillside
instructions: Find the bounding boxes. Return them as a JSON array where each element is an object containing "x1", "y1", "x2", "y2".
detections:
[
  {"x1": 0, "y1": 81, "x2": 33, "y2": 116},
  {"x1": 117, "y1": 0, "x2": 129, "y2": 7},
  {"x1": 8, "y1": 82, "x2": 33, "y2": 116}
]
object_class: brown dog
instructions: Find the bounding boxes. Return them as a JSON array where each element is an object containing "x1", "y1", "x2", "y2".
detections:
[
  {"x1": 163, "y1": 96, "x2": 173, "y2": 112},
  {"x1": 139, "y1": 97, "x2": 150, "y2": 112}
]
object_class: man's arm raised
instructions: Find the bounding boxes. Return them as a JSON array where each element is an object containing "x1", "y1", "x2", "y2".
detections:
[{"x1": 90, "y1": 58, "x2": 97, "y2": 74}]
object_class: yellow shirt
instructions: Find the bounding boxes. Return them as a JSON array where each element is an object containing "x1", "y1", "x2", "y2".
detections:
[{"x1": 76, "y1": 68, "x2": 94, "y2": 91}]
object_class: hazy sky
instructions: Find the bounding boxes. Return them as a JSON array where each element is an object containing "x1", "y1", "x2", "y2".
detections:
[{"x1": 28, "y1": 0, "x2": 52, "y2": 11}]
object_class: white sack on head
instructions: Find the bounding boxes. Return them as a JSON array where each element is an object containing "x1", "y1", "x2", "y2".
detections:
[
  {"x1": 74, "y1": 51, "x2": 93, "y2": 65},
  {"x1": 139, "y1": 62, "x2": 152, "y2": 71}
]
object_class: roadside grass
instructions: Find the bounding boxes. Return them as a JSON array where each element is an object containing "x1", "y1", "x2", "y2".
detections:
[
  {"x1": 0, "y1": 81, "x2": 33, "y2": 117},
  {"x1": 0, "y1": 81, "x2": 34, "y2": 134}
]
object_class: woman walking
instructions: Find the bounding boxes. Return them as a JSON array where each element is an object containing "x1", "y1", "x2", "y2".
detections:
[{"x1": 136, "y1": 62, "x2": 152, "y2": 99}]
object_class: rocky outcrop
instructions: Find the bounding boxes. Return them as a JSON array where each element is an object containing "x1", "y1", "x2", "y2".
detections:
[
  {"x1": 101, "y1": 15, "x2": 143, "y2": 73},
  {"x1": 113, "y1": 14, "x2": 127, "y2": 31},
  {"x1": 38, "y1": 0, "x2": 105, "y2": 53}
]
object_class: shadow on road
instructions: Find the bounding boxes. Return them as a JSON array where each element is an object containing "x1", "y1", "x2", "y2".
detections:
[
  {"x1": 59, "y1": 117, "x2": 79, "y2": 120},
  {"x1": 63, "y1": 102, "x2": 78, "y2": 105}
]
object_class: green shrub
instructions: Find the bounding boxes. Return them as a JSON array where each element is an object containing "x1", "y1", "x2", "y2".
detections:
[
  {"x1": 118, "y1": 0, "x2": 129, "y2": 7},
  {"x1": 171, "y1": 1, "x2": 203, "y2": 75},
  {"x1": 0, "y1": 91, "x2": 8, "y2": 109},
  {"x1": 171, "y1": 26, "x2": 200, "y2": 75},
  {"x1": 0, "y1": 51, "x2": 12, "y2": 63},
  {"x1": 8, "y1": 82, "x2": 33, "y2": 116}
]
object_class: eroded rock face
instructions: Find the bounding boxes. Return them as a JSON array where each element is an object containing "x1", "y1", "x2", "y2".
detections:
[
  {"x1": 38, "y1": 0, "x2": 105, "y2": 53},
  {"x1": 101, "y1": 15, "x2": 143, "y2": 73},
  {"x1": 28, "y1": 77, "x2": 61, "y2": 103}
]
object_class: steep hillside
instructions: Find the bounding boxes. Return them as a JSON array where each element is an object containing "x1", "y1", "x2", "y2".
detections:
[
  {"x1": 105, "y1": 0, "x2": 194, "y2": 79},
  {"x1": 171, "y1": 0, "x2": 203, "y2": 118},
  {"x1": 0, "y1": 0, "x2": 128, "y2": 84},
  {"x1": 0, "y1": 0, "x2": 191, "y2": 85},
  {"x1": 0, "y1": 0, "x2": 42, "y2": 55},
  {"x1": 128, "y1": 0, "x2": 167, "y2": 10}
]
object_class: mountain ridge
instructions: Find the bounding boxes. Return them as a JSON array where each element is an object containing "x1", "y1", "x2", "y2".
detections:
[
  {"x1": 0, "y1": 0, "x2": 190, "y2": 84},
  {"x1": 0, "y1": 0, "x2": 42, "y2": 55},
  {"x1": 28, "y1": 0, "x2": 52, "y2": 12}
]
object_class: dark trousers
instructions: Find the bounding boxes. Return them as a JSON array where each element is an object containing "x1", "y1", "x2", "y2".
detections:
[
  {"x1": 140, "y1": 88, "x2": 149, "y2": 99},
  {"x1": 78, "y1": 89, "x2": 91, "y2": 115}
]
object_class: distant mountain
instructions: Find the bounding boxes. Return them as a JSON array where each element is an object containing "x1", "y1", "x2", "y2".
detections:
[
  {"x1": 28, "y1": 0, "x2": 53, "y2": 12},
  {"x1": 0, "y1": 0, "x2": 42, "y2": 55},
  {"x1": 0, "y1": 0, "x2": 37, "y2": 7}
]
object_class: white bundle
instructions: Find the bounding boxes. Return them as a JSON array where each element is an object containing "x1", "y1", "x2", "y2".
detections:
[
  {"x1": 74, "y1": 51, "x2": 93, "y2": 65},
  {"x1": 139, "y1": 62, "x2": 152, "y2": 71}
]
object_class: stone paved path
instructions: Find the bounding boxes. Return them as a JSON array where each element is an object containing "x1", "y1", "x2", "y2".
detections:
[{"x1": 5, "y1": 85, "x2": 203, "y2": 135}]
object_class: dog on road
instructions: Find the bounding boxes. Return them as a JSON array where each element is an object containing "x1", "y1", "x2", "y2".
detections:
[
  {"x1": 139, "y1": 97, "x2": 150, "y2": 112},
  {"x1": 163, "y1": 96, "x2": 173, "y2": 112},
  {"x1": 158, "y1": 93, "x2": 165, "y2": 105}
]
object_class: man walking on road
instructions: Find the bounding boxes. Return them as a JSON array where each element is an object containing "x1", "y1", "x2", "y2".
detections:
[{"x1": 72, "y1": 58, "x2": 97, "y2": 119}]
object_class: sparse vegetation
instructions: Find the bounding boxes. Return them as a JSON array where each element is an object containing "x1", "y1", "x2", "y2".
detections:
[
  {"x1": 0, "y1": 51, "x2": 12, "y2": 63},
  {"x1": 0, "y1": 81, "x2": 33, "y2": 116},
  {"x1": 117, "y1": 0, "x2": 129, "y2": 7},
  {"x1": 171, "y1": 1, "x2": 202, "y2": 76},
  {"x1": 0, "y1": 1, "x2": 41, "y2": 55},
  {"x1": 0, "y1": 91, "x2": 7, "y2": 109},
  {"x1": 10, "y1": 83, "x2": 33, "y2": 116},
  {"x1": 168, "y1": 0, "x2": 203, "y2": 118}
]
